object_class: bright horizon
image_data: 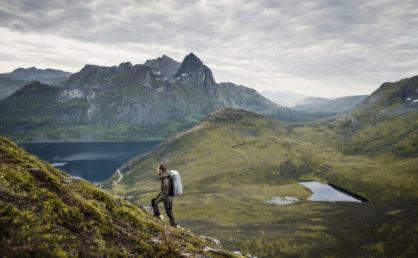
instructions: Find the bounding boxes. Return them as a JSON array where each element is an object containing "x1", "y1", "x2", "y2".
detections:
[{"x1": 1, "y1": 0, "x2": 417, "y2": 98}]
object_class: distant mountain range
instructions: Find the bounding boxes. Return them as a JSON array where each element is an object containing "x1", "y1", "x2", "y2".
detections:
[
  {"x1": 293, "y1": 95, "x2": 368, "y2": 113},
  {"x1": 0, "y1": 53, "x2": 330, "y2": 142},
  {"x1": 0, "y1": 67, "x2": 72, "y2": 100},
  {"x1": 260, "y1": 90, "x2": 308, "y2": 107},
  {"x1": 261, "y1": 90, "x2": 368, "y2": 114}
]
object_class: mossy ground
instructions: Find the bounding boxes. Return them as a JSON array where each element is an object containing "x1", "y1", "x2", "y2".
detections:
[
  {"x1": 104, "y1": 108, "x2": 418, "y2": 257},
  {"x1": 0, "y1": 137, "x2": 237, "y2": 257}
]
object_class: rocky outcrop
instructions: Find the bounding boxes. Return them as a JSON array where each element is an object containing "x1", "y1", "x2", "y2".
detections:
[
  {"x1": 145, "y1": 55, "x2": 180, "y2": 78},
  {"x1": 0, "y1": 53, "x2": 328, "y2": 142}
]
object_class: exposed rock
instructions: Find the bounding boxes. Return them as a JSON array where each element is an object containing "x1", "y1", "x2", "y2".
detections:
[
  {"x1": 61, "y1": 176, "x2": 85, "y2": 184},
  {"x1": 151, "y1": 238, "x2": 162, "y2": 243},
  {"x1": 201, "y1": 235, "x2": 221, "y2": 247},
  {"x1": 180, "y1": 252, "x2": 204, "y2": 258},
  {"x1": 0, "y1": 53, "x2": 331, "y2": 142},
  {"x1": 175, "y1": 53, "x2": 205, "y2": 77},
  {"x1": 143, "y1": 206, "x2": 154, "y2": 214},
  {"x1": 203, "y1": 247, "x2": 222, "y2": 252},
  {"x1": 145, "y1": 55, "x2": 180, "y2": 78}
]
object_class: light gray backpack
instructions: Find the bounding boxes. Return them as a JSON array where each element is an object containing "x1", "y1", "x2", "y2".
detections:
[{"x1": 169, "y1": 170, "x2": 183, "y2": 196}]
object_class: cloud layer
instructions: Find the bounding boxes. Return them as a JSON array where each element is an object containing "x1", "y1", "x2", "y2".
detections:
[{"x1": 1, "y1": 0, "x2": 417, "y2": 97}]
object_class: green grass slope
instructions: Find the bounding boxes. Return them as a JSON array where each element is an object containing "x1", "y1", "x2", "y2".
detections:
[
  {"x1": 103, "y1": 76, "x2": 417, "y2": 257},
  {"x1": 0, "y1": 137, "x2": 237, "y2": 257}
]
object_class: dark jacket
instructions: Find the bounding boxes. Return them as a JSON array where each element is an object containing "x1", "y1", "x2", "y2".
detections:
[{"x1": 154, "y1": 171, "x2": 173, "y2": 204}]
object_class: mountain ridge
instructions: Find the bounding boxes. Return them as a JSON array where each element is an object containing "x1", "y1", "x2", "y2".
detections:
[
  {"x1": 0, "y1": 67, "x2": 72, "y2": 100},
  {"x1": 0, "y1": 53, "x2": 328, "y2": 142}
]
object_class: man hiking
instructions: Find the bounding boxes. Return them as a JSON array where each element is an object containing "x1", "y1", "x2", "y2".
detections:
[{"x1": 151, "y1": 164, "x2": 177, "y2": 227}]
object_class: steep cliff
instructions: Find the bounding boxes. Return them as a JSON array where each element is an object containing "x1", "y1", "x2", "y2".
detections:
[{"x1": 0, "y1": 53, "x2": 320, "y2": 142}]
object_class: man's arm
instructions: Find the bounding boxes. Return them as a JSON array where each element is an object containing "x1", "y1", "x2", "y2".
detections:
[{"x1": 154, "y1": 177, "x2": 169, "y2": 204}]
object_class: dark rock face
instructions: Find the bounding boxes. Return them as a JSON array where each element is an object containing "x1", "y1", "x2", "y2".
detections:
[
  {"x1": 0, "y1": 53, "x2": 323, "y2": 141},
  {"x1": 175, "y1": 53, "x2": 205, "y2": 76},
  {"x1": 145, "y1": 55, "x2": 180, "y2": 78}
]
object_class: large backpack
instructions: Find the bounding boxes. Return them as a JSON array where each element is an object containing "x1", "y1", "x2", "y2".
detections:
[{"x1": 169, "y1": 170, "x2": 183, "y2": 196}]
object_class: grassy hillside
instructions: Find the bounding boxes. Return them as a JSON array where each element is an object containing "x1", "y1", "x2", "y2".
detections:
[
  {"x1": 0, "y1": 136, "x2": 238, "y2": 257},
  {"x1": 103, "y1": 96, "x2": 417, "y2": 256}
]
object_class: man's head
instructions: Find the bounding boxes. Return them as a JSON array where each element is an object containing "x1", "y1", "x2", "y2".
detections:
[{"x1": 158, "y1": 164, "x2": 166, "y2": 175}]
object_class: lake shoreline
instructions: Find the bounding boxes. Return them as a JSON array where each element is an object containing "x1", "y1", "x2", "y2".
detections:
[
  {"x1": 17, "y1": 139, "x2": 164, "y2": 144},
  {"x1": 20, "y1": 141, "x2": 162, "y2": 182},
  {"x1": 299, "y1": 180, "x2": 367, "y2": 203}
]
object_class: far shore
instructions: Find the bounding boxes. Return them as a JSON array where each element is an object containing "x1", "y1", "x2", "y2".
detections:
[{"x1": 16, "y1": 139, "x2": 164, "y2": 144}]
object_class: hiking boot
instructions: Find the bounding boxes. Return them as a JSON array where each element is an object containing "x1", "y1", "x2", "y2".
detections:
[{"x1": 153, "y1": 214, "x2": 164, "y2": 219}]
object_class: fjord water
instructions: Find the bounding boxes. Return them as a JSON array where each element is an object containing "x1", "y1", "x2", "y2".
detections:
[{"x1": 21, "y1": 141, "x2": 161, "y2": 183}]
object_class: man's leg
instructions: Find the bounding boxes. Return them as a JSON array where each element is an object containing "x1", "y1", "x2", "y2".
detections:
[
  {"x1": 163, "y1": 196, "x2": 176, "y2": 226},
  {"x1": 151, "y1": 194, "x2": 161, "y2": 217}
]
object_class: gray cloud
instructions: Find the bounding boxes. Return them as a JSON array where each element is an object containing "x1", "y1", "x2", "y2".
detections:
[{"x1": 0, "y1": 0, "x2": 417, "y2": 97}]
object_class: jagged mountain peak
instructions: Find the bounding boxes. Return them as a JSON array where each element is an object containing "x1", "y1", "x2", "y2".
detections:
[
  {"x1": 145, "y1": 55, "x2": 180, "y2": 77},
  {"x1": 118, "y1": 62, "x2": 133, "y2": 73},
  {"x1": 175, "y1": 52, "x2": 205, "y2": 76},
  {"x1": 118, "y1": 61, "x2": 132, "y2": 68}
]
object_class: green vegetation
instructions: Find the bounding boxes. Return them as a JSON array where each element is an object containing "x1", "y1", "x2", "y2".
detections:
[
  {"x1": 0, "y1": 80, "x2": 205, "y2": 141},
  {"x1": 0, "y1": 62, "x2": 334, "y2": 142},
  {"x1": 104, "y1": 76, "x2": 418, "y2": 257},
  {"x1": 0, "y1": 136, "x2": 238, "y2": 257}
]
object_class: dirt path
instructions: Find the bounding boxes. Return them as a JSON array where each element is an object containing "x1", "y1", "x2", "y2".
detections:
[{"x1": 114, "y1": 169, "x2": 123, "y2": 185}]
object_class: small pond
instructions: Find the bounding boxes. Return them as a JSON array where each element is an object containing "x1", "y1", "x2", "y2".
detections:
[
  {"x1": 267, "y1": 181, "x2": 367, "y2": 206},
  {"x1": 299, "y1": 181, "x2": 365, "y2": 202},
  {"x1": 266, "y1": 196, "x2": 299, "y2": 205}
]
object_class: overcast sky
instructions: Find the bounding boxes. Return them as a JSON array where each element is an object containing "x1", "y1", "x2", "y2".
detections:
[{"x1": 0, "y1": 0, "x2": 417, "y2": 97}]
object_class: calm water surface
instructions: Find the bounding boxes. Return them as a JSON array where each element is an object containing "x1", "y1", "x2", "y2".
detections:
[
  {"x1": 21, "y1": 141, "x2": 161, "y2": 183},
  {"x1": 299, "y1": 181, "x2": 362, "y2": 202}
]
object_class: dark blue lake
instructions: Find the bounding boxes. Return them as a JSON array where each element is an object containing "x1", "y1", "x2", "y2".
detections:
[{"x1": 21, "y1": 141, "x2": 161, "y2": 183}]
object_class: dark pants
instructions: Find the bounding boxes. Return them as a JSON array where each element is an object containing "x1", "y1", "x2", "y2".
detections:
[{"x1": 151, "y1": 194, "x2": 176, "y2": 226}]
